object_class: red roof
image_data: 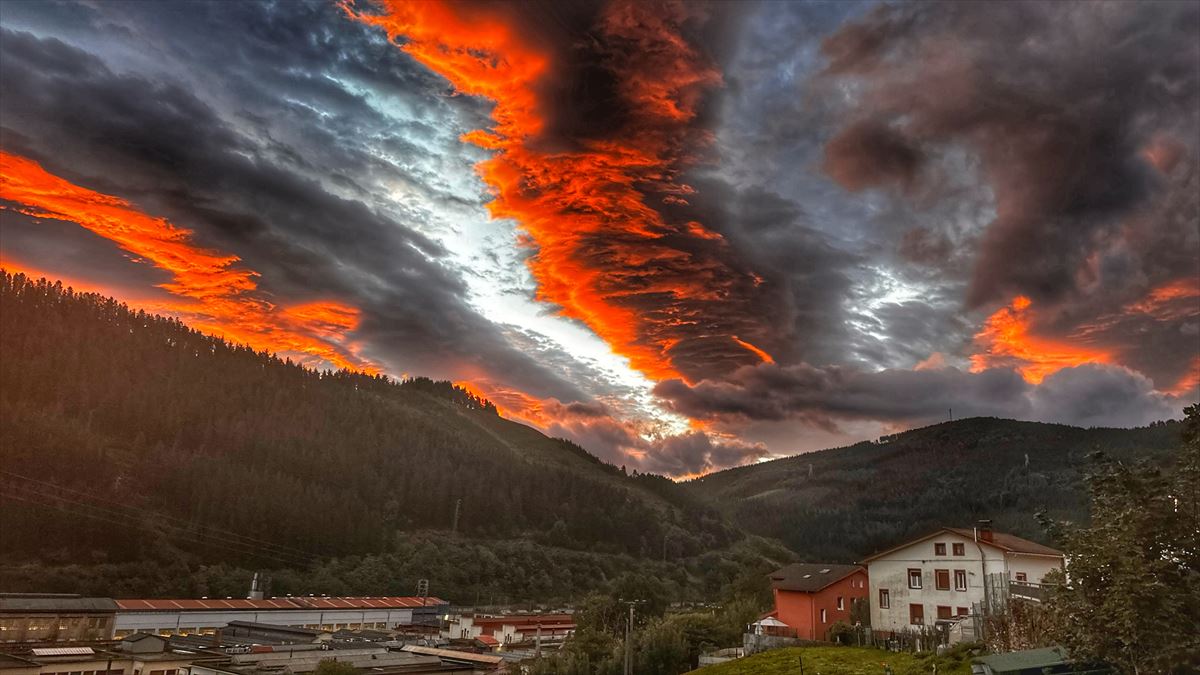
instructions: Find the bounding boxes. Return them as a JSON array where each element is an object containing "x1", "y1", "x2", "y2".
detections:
[
  {"x1": 115, "y1": 596, "x2": 446, "y2": 612},
  {"x1": 474, "y1": 635, "x2": 500, "y2": 646},
  {"x1": 861, "y1": 528, "x2": 1063, "y2": 562},
  {"x1": 942, "y1": 528, "x2": 1063, "y2": 556}
]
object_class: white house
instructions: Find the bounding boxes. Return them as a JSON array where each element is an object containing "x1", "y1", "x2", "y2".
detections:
[{"x1": 862, "y1": 524, "x2": 1063, "y2": 633}]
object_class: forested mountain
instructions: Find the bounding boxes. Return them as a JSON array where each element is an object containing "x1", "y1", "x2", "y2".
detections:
[
  {"x1": 685, "y1": 416, "x2": 1183, "y2": 562},
  {"x1": 0, "y1": 270, "x2": 771, "y2": 600},
  {"x1": 0, "y1": 270, "x2": 1184, "y2": 602}
]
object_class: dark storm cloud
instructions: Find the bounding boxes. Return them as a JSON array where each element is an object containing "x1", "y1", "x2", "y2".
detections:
[
  {"x1": 655, "y1": 363, "x2": 1030, "y2": 426},
  {"x1": 822, "y1": 119, "x2": 924, "y2": 193},
  {"x1": 0, "y1": 6, "x2": 588, "y2": 403},
  {"x1": 654, "y1": 361, "x2": 1181, "y2": 430},
  {"x1": 819, "y1": 0, "x2": 1200, "y2": 309},
  {"x1": 1030, "y1": 364, "x2": 1181, "y2": 429},
  {"x1": 672, "y1": 0, "x2": 967, "y2": 374},
  {"x1": 661, "y1": 180, "x2": 860, "y2": 369}
]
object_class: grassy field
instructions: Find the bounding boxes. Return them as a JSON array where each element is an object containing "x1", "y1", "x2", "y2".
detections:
[{"x1": 691, "y1": 646, "x2": 976, "y2": 675}]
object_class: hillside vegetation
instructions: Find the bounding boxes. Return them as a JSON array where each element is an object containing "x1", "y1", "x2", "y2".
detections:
[
  {"x1": 690, "y1": 646, "x2": 975, "y2": 675},
  {"x1": 686, "y1": 416, "x2": 1182, "y2": 561},
  {"x1": 0, "y1": 271, "x2": 778, "y2": 600},
  {"x1": 0, "y1": 270, "x2": 1183, "y2": 602}
]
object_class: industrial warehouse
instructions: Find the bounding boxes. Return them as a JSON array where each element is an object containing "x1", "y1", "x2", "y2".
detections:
[{"x1": 0, "y1": 594, "x2": 449, "y2": 643}]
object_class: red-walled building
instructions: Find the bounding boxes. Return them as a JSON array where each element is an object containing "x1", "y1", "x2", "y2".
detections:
[{"x1": 766, "y1": 563, "x2": 869, "y2": 640}]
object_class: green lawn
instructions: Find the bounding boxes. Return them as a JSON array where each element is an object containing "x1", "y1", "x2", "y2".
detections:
[{"x1": 691, "y1": 646, "x2": 976, "y2": 675}]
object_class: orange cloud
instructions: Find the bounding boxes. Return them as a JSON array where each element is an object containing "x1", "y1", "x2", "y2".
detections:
[
  {"x1": 970, "y1": 295, "x2": 1113, "y2": 383},
  {"x1": 347, "y1": 0, "x2": 761, "y2": 385},
  {"x1": 1127, "y1": 277, "x2": 1200, "y2": 321},
  {"x1": 454, "y1": 379, "x2": 549, "y2": 426},
  {"x1": 0, "y1": 151, "x2": 374, "y2": 372},
  {"x1": 732, "y1": 336, "x2": 775, "y2": 364}
]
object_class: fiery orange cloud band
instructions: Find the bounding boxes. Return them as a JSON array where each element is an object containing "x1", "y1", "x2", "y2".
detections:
[
  {"x1": 0, "y1": 151, "x2": 374, "y2": 373},
  {"x1": 970, "y1": 295, "x2": 1113, "y2": 383},
  {"x1": 971, "y1": 284, "x2": 1200, "y2": 394},
  {"x1": 347, "y1": 0, "x2": 768, "y2": 384}
]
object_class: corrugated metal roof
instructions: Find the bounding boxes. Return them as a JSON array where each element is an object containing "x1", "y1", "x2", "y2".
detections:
[
  {"x1": 400, "y1": 646, "x2": 503, "y2": 665},
  {"x1": 31, "y1": 648, "x2": 96, "y2": 657},
  {"x1": 114, "y1": 596, "x2": 446, "y2": 612},
  {"x1": 0, "y1": 595, "x2": 118, "y2": 613}
]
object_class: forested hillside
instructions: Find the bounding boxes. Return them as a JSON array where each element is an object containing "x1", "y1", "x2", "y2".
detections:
[
  {"x1": 0, "y1": 271, "x2": 772, "y2": 600},
  {"x1": 686, "y1": 416, "x2": 1183, "y2": 561}
]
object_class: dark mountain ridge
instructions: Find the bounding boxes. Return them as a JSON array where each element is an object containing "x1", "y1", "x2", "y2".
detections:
[
  {"x1": 0, "y1": 270, "x2": 734, "y2": 568},
  {"x1": 0, "y1": 269, "x2": 1183, "y2": 600},
  {"x1": 685, "y1": 415, "x2": 1183, "y2": 561}
]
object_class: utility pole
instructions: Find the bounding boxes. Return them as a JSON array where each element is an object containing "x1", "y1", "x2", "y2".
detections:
[
  {"x1": 624, "y1": 602, "x2": 634, "y2": 675},
  {"x1": 619, "y1": 599, "x2": 644, "y2": 675}
]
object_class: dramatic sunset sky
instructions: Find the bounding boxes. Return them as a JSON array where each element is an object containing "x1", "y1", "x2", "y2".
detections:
[{"x1": 1, "y1": 0, "x2": 1197, "y2": 476}]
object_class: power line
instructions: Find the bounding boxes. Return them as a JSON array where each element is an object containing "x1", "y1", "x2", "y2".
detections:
[
  {"x1": 0, "y1": 476, "x2": 318, "y2": 567},
  {"x1": 0, "y1": 470, "x2": 318, "y2": 561},
  {"x1": 2, "y1": 483, "x2": 312, "y2": 567},
  {"x1": 3, "y1": 487, "x2": 311, "y2": 568}
]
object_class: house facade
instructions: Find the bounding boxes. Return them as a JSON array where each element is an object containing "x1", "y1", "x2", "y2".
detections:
[
  {"x1": 767, "y1": 563, "x2": 869, "y2": 640},
  {"x1": 863, "y1": 525, "x2": 1064, "y2": 634}
]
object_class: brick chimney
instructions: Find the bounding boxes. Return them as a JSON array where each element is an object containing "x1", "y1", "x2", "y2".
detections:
[{"x1": 975, "y1": 519, "x2": 994, "y2": 543}]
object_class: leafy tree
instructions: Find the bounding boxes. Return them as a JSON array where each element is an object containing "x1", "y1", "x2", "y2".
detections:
[
  {"x1": 313, "y1": 660, "x2": 359, "y2": 675},
  {"x1": 634, "y1": 618, "x2": 690, "y2": 675},
  {"x1": 1039, "y1": 404, "x2": 1200, "y2": 674}
]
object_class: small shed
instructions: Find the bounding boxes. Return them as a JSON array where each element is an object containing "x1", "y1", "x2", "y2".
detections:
[{"x1": 120, "y1": 632, "x2": 170, "y2": 654}]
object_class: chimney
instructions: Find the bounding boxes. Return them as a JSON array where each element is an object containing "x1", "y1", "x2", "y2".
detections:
[
  {"x1": 248, "y1": 572, "x2": 264, "y2": 600},
  {"x1": 975, "y1": 520, "x2": 994, "y2": 543}
]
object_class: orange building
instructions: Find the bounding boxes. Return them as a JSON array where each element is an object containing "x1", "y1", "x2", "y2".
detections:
[{"x1": 766, "y1": 563, "x2": 869, "y2": 641}]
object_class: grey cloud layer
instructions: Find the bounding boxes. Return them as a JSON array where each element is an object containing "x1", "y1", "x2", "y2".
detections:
[
  {"x1": 0, "y1": 1, "x2": 589, "y2": 403},
  {"x1": 655, "y1": 362, "x2": 1181, "y2": 431},
  {"x1": 0, "y1": 0, "x2": 1193, "y2": 474}
]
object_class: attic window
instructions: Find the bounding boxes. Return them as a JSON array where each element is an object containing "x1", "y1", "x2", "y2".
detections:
[
  {"x1": 803, "y1": 574, "x2": 812, "y2": 578},
  {"x1": 819, "y1": 568, "x2": 831, "y2": 574}
]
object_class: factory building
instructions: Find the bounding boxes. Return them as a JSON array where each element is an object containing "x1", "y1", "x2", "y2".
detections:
[
  {"x1": 0, "y1": 595, "x2": 118, "y2": 643},
  {"x1": 112, "y1": 597, "x2": 447, "y2": 639}
]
